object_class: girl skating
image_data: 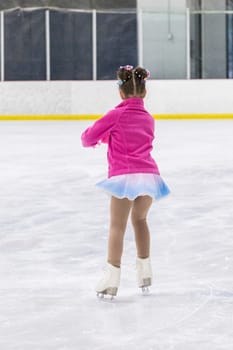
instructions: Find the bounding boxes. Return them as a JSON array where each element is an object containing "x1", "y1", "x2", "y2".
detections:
[{"x1": 81, "y1": 65, "x2": 170, "y2": 298}]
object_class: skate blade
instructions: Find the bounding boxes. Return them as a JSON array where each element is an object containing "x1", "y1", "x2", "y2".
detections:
[
  {"x1": 140, "y1": 277, "x2": 151, "y2": 288},
  {"x1": 141, "y1": 286, "x2": 150, "y2": 295},
  {"x1": 96, "y1": 287, "x2": 118, "y2": 299},
  {"x1": 140, "y1": 278, "x2": 151, "y2": 295}
]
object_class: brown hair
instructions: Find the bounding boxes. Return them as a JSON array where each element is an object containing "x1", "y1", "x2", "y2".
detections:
[{"x1": 117, "y1": 65, "x2": 150, "y2": 98}]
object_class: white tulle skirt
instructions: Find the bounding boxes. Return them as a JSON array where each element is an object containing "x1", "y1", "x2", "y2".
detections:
[{"x1": 96, "y1": 173, "x2": 170, "y2": 201}]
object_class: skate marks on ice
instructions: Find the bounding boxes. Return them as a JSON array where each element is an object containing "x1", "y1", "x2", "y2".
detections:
[
  {"x1": 89, "y1": 281, "x2": 233, "y2": 350},
  {"x1": 0, "y1": 121, "x2": 233, "y2": 350},
  {"x1": 85, "y1": 281, "x2": 233, "y2": 350},
  {"x1": 94, "y1": 280, "x2": 212, "y2": 329},
  {"x1": 1, "y1": 278, "x2": 232, "y2": 350}
]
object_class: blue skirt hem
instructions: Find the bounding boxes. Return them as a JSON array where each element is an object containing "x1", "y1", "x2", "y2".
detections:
[{"x1": 96, "y1": 173, "x2": 170, "y2": 201}]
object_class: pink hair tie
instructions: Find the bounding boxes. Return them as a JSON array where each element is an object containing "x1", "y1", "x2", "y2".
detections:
[
  {"x1": 146, "y1": 69, "x2": 150, "y2": 78},
  {"x1": 119, "y1": 65, "x2": 133, "y2": 71}
]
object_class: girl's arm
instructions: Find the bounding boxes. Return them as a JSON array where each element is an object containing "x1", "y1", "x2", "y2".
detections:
[{"x1": 81, "y1": 109, "x2": 117, "y2": 147}]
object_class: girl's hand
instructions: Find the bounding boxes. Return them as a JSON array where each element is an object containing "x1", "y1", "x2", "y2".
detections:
[{"x1": 100, "y1": 134, "x2": 109, "y2": 144}]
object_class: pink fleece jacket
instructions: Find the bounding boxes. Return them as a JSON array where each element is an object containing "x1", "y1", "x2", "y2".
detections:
[{"x1": 81, "y1": 97, "x2": 160, "y2": 178}]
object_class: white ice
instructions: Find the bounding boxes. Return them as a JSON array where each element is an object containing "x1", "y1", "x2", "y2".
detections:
[{"x1": 0, "y1": 120, "x2": 233, "y2": 350}]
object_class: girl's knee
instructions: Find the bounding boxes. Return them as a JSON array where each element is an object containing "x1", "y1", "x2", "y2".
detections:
[{"x1": 131, "y1": 214, "x2": 147, "y2": 227}]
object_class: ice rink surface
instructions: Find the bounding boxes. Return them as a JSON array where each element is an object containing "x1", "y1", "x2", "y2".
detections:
[{"x1": 0, "y1": 120, "x2": 233, "y2": 350}]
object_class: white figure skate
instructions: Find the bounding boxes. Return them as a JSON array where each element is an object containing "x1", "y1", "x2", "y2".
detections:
[
  {"x1": 96, "y1": 263, "x2": 120, "y2": 299},
  {"x1": 136, "y1": 257, "x2": 152, "y2": 294}
]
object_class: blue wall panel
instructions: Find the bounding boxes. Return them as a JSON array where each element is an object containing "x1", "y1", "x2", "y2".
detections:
[
  {"x1": 50, "y1": 10, "x2": 93, "y2": 80},
  {"x1": 5, "y1": 9, "x2": 46, "y2": 80},
  {"x1": 97, "y1": 13, "x2": 138, "y2": 79}
]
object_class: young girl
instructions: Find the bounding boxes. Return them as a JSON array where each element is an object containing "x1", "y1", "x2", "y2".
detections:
[{"x1": 81, "y1": 65, "x2": 170, "y2": 298}]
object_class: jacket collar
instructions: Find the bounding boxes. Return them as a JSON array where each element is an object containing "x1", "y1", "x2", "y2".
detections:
[{"x1": 117, "y1": 97, "x2": 144, "y2": 108}]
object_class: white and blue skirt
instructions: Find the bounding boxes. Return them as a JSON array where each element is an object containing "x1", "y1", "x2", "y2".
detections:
[{"x1": 96, "y1": 173, "x2": 170, "y2": 201}]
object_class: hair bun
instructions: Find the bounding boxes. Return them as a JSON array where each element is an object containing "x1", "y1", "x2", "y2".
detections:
[
  {"x1": 116, "y1": 65, "x2": 149, "y2": 97},
  {"x1": 117, "y1": 66, "x2": 133, "y2": 84},
  {"x1": 133, "y1": 67, "x2": 149, "y2": 81}
]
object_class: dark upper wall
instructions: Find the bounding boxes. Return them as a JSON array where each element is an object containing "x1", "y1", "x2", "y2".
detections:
[
  {"x1": 2, "y1": 6, "x2": 138, "y2": 80},
  {"x1": 0, "y1": 0, "x2": 137, "y2": 10}
]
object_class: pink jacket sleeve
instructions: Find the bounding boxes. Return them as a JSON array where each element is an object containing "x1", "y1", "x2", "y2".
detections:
[{"x1": 81, "y1": 109, "x2": 118, "y2": 147}]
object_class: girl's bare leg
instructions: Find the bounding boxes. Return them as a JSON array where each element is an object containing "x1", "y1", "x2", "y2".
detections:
[
  {"x1": 107, "y1": 196, "x2": 132, "y2": 267},
  {"x1": 131, "y1": 195, "x2": 153, "y2": 259}
]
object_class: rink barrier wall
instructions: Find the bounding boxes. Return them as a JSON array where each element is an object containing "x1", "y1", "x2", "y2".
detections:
[{"x1": 0, "y1": 80, "x2": 233, "y2": 119}]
